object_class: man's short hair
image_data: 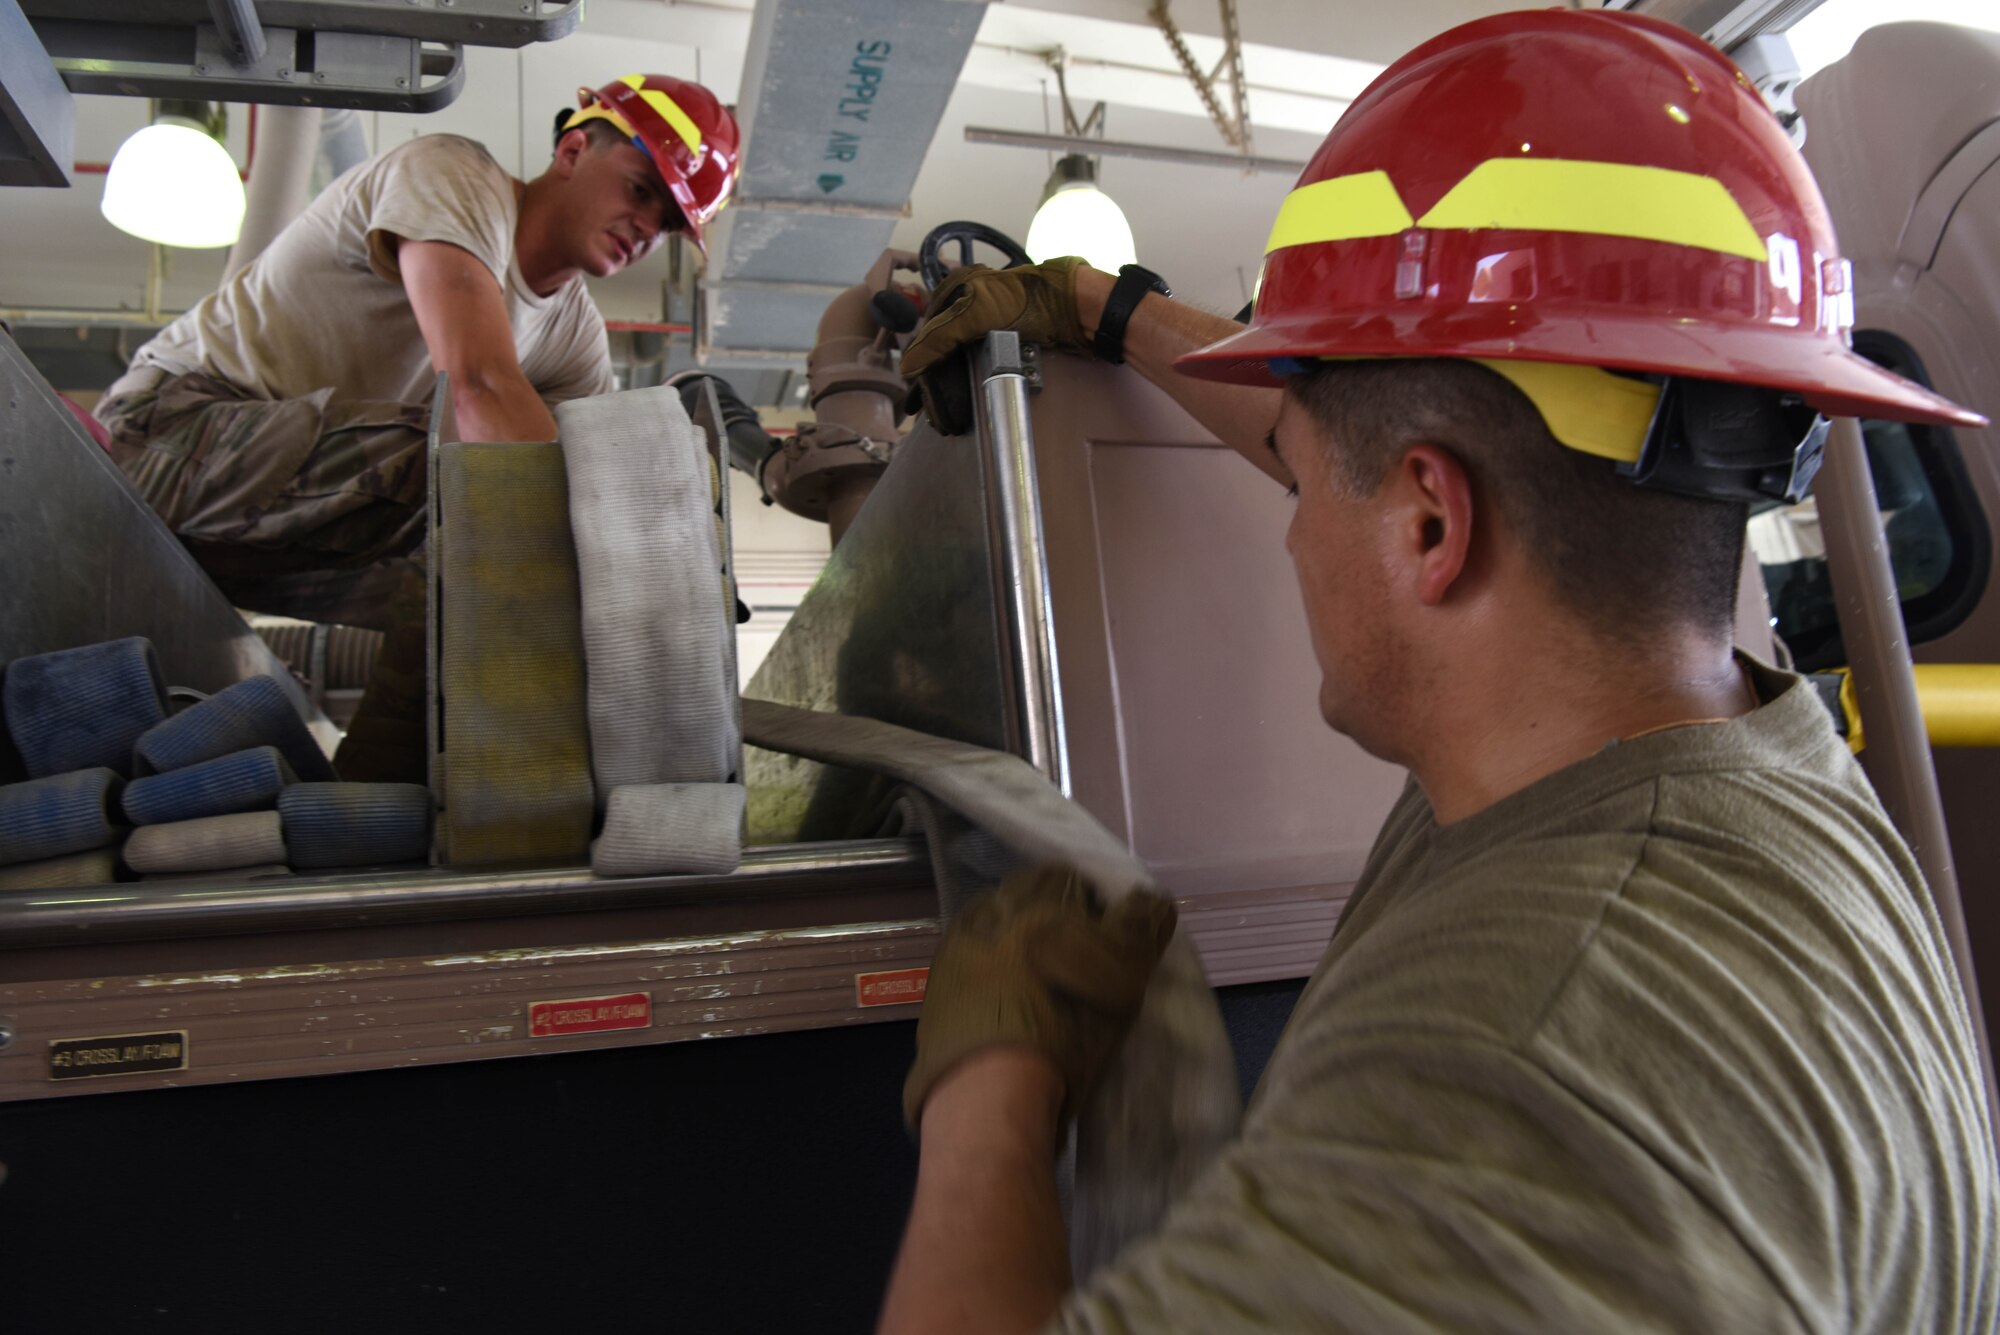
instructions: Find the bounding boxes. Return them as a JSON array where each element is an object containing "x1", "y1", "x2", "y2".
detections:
[{"x1": 1287, "y1": 359, "x2": 1749, "y2": 645}]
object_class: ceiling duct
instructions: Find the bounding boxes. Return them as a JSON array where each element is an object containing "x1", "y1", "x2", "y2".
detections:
[{"x1": 699, "y1": 0, "x2": 985, "y2": 364}]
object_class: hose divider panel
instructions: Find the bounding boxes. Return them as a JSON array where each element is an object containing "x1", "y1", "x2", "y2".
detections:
[{"x1": 436, "y1": 441, "x2": 595, "y2": 866}]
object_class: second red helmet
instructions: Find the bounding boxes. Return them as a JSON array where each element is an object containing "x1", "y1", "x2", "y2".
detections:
[{"x1": 1179, "y1": 8, "x2": 1982, "y2": 429}]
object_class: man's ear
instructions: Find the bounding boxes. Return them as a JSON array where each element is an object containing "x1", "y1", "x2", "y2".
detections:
[
  {"x1": 551, "y1": 128, "x2": 588, "y2": 177},
  {"x1": 1394, "y1": 442, "x2": 1476, "y2": 607}
]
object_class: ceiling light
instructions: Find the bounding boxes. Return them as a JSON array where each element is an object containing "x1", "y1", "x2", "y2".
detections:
[
  {"x1": 1025, "y1": 154, "x2": 1137, "y2": 273},
  {"x1": 101, "y1": 100, "x2": 246, "y2": 249}
]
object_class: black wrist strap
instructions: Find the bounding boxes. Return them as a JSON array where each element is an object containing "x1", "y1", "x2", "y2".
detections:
[{"x1": 1092, "y1": 264, "x2": 1171, "y2": 366}]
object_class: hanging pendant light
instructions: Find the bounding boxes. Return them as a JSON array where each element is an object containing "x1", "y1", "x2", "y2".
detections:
[
  {"x1": 101, "y1": 100, "x2": 247, "y2": 249},
  {"x1": 1025, "y1": 153, "x2": 1138, "y2": 273}
]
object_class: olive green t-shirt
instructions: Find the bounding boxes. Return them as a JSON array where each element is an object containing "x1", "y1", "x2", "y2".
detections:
[{"x1": 1057, "y1": 660, "x2": 1998, "y2": 1333}]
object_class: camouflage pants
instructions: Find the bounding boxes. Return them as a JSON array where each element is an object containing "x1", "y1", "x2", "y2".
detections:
[{"x1": 95, "y1": 368, "x2": 431, "y2": 632}]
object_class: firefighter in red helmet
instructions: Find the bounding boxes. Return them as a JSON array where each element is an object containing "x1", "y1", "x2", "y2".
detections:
[
  {"x1": 884, "y1": 11, "x2": 1998, "y2": 1332},
  {"x1": 556, "y1": 74, "x2": 742, "y2": 253},
  {"x1": 95, "y1": 73, "x2": 741, "y2": 779}
]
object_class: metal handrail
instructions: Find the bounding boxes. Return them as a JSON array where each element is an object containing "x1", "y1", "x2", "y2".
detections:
[{"x1": 0, "y1": 839, "x2": 931, "y2": 949}]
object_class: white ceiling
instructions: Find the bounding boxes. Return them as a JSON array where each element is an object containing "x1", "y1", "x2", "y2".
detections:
[{"x1": 0, "y1": 0, "x2": 1525, "y2": 379}]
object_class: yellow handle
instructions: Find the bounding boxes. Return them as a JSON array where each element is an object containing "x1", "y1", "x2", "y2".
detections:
[{"x1": 1914, "y1": 664, "x2": 2000, "y2": 748}]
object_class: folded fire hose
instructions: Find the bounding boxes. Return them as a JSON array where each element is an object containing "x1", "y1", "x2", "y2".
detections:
[
  {"x1": 740, "y1": 698, "x2": 1243, "y2": 1279},
  {"x1": 135, "y1": 674, "x2": 336, "y2": 782},
  {"x1": 124, "y1": 809, "x2": 286, "y2": 875},
  {"x1": 0, "y1": 767, "x2": 125, "y2": 864},
  {"x1": 280, "y1": 782, "x2": 432, "y2": 869},
  {"x1": 122, "y1": 746, "x2": 295, "y2": 826},
  {"x1": 556, "y1": 386, "x2": 739, "y2": 792},
  {"x1": 594, "y1": 783, "x2": 745, "y2": 877},
  {"x1": 551, "y1": 386, "x2": 743, "y2": 878},
  {"x1": 0, "y1": 848, "x2": 124, "y2": 891},
  {"x1": 436, "y1": 441, "x2": 595, "y2": 865},
  {"x1": 3, "y1": 637, "x2": 166, "y2": 777}
]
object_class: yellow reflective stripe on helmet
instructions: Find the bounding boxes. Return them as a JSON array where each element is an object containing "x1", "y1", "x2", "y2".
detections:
[
  {"x1": 1264, "y1": 171, "x2": 1416, "y2": 253},
  {"x1": 634, "y1": 87, "x2": 703, "y2": 154},
  {"x1": 1473, "y1": 359, "x2": 1660, "y2": 463},
  {"x1": 571, "y1": 77, "x2": 703, "y2": 156},
  {"x1": 564, "y1": 103, "x2": 634, "y2": 139},
  {"x1": 1419, "y1": 160, "x2": 1765, "y2": 261}
]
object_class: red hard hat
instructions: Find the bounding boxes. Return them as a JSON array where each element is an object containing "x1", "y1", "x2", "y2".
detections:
[
  {"x1": 1178, "y1": 8, "x2": 1985, "y2": 429},
  {"x1": 561, "y1": 74, "x2": 742, "y2": 253}
]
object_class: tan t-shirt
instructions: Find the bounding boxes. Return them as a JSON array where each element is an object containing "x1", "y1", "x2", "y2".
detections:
[
  {"x1": 1057, "y1": 660, "x2": 1998, "y2": 1333},
  {"x1": 134, "y1": 134, "x2": 613, "y2": 407}
]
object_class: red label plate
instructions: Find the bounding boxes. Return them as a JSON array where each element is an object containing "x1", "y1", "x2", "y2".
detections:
[
  {"x1": 855, "y1": 968, "x2": 929, "y2": 1008},
  {"x1": 527, "y1": 992, "x2": 652, "y2": 1037}
]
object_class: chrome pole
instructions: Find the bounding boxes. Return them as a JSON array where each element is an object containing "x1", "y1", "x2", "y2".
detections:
[
  {"x1": 1817, "y1": 414, "x2": 1999, "y2": 1140},
  {"x1": 974, "y1": 332, "x2": 1071, "y2": 795}
]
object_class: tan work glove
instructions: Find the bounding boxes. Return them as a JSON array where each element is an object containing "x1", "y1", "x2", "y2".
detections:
[
  {"x1": 903, "y1": 864, "x2": 1178, "y2": 1134},
  {"x1": 900, "y1": 258, "x2": 1095, "y2": 434}
]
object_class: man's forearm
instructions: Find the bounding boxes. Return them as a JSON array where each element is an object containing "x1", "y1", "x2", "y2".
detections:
[
  {"x1": 878, "y1": 1049, "x2": 1071, "y2": 1335},
  {"x1": 1073, "y1": 267, "x2": 1290, "y2": 488},
  {"x1": 450, "y1": 372, "x2": 559, "y2": 444}
]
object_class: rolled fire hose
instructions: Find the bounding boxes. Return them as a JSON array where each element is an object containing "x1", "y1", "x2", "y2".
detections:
[
  {"x1": 592, "y1": 783, "x2": 745, "y2": 877},
  {"x1": 554, "y1": 385, "x2": 743, "y2": 877},
  {"x1": 134, "y1": 674, "x2": 337, "y2": 781},
  {"x1": 555, "y1": 386, "x2": 739, "y2": 792},
  {"x1": 0, "y1": 767, "x2": 126, "y2": 864},
  {"x1": 0, "y1": 848, "x2": 123, "y2": 891},
  {"x1": 438, "y1": 441, "x2": 594, "y2": 865},
  {"x1": 3, "y1": 637, "x2": 167, "y2": 777},
  {"x1": 122, "y1": 746, "x2": 295, "y2": 825},
  {"x1": 124, "y1": 809, "x2": 286, "y2": 875},
  {"x1": 740, "y1": 698, "x2": 1242, "y2": 1278},
  {"x1": 280, "y1": 781, "x2": 432, "y2": 869}
]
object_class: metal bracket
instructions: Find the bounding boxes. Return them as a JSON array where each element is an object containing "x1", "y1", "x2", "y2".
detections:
[
  {"x1": 207, "y1": 0, "x2": 267, "y2": 66},
  {"x1": 1019, "y1": 342, "x2": 1043, "y2": 392},
  {"x1": 0, "y1": 0, "x2": 73, "y2": 187},
  {"x1": 33, "y1": 18, "x2": 466, "y2": 113},
  {"x1": 21, "y1": 0, "x2": 582, "y2": 49}
]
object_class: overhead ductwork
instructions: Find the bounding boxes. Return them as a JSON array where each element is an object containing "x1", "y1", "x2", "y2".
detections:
[{"x1": 698, "y1": 0, "x2": 985, "y2": 364}]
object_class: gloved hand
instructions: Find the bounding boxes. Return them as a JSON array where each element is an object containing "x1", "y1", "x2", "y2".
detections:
[
  {"x1": 900, "y1": 257, "x2": 1095, "y2": 434},
  {"x1": 903, "y1": 864, "x2": 1178, "y2": 1133}
]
